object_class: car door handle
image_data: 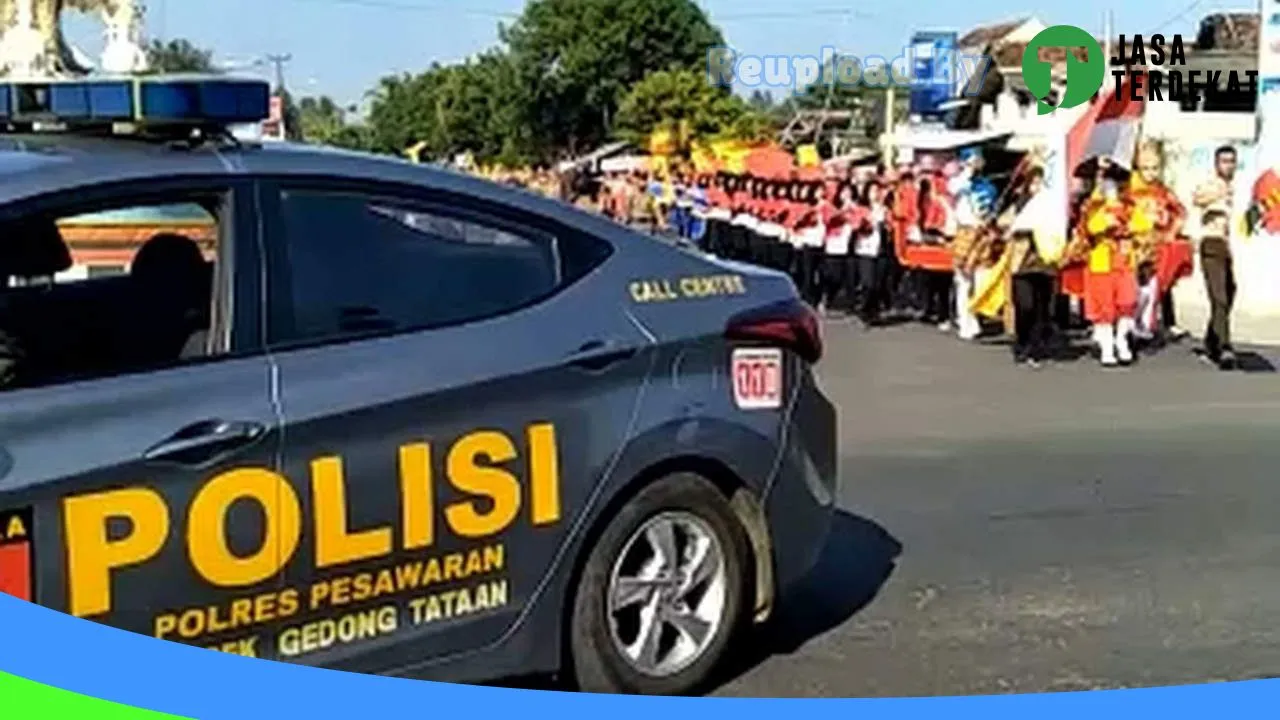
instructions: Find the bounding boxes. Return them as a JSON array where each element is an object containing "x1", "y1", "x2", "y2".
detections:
[
  {"x1": 565, "y1": 339, "x2": 637, "y2": 372},
  {"x1": 143, "y1": 420, "x2": 266, "y2": 465}
]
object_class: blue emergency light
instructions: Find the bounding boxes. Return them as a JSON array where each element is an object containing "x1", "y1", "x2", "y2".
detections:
[{"x1": 0, "y1": 74, "x2": 271, "y2": 130}]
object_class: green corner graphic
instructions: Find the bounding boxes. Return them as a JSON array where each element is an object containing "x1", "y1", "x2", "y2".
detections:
[
  {"x1": 0, "y1": 671, "x2": 191, "y2": 719},
  {"x1": 1022, "y1": 25, "x2": 1106, "y2": 114}
]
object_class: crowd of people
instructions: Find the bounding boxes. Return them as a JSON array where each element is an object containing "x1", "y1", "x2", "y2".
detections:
[{"x1": 505, "y1": 140, "x2": 1246, "y2": 371}]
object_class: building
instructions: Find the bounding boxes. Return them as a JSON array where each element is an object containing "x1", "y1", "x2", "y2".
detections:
[{"x1": 54, "y1": 204, "x2": 217, "y2": 282}]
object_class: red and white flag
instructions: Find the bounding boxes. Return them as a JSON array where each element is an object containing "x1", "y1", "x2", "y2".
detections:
[{"x1": 1066, "y1": 76, "x2": 1146, "y2": 174}]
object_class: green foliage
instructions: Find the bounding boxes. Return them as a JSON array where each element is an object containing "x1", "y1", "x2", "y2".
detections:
[
  {"x1": 144, "y1": 39, "x2": 216, "y2": 74},
  {"x1": 364, "y1": 0, "x2": 724, "y2": 164},
  {"x1": 365, "y1": 52, "x2": 530, "y2": 162},
  {"x1": 614, "y1": 69, "x2": 773, "y2": 149},
  {"x1": 499, "y1": 0, "x2": 723, "y2": 157},
  {"x1": 295, "y1": 95, "x2": 372, "y2": 150}
]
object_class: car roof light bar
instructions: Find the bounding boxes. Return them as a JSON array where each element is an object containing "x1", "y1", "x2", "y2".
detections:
[{"x1": 0, "y1": 74, "x2": 271, "y2": 133}]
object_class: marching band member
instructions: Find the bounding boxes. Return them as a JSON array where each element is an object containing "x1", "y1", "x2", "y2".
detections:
[
  {"x1": 688, "y1": 174, "x2": 711, "y2": 247},
  {"x1": 856, "y1": 181, "x2": 892, "y2": 326},
  {"x1": 756, "y1": 179, "x2": 790, "y2": 271},
  {"x1": 729, "y1": 176, "x2": 758, "y2": 262},
  {"x1": 917, "y1": 165, "x2": 956, "y2": 329},
  {"x1": 821, "y1": 182, "x2": 858, "y2": 314},
  {"x1": 949, "y1": 148, "x2": 998, "y2": 341},
  {"x1": 1080, "y1": 162, "x2": 1138, "y2": 367},
  {"x1": 1124, "y1": 141, "x2": 1187, "y2": 342},
  {"x1": 1005, "y1": 166, "x2": 1058, "y2": 368},
  {"x1": 704, "y1": 172, "x2": 732, "y2": 256},
  {"x1": 885, "y1": 165, "x2": 914, "y2": 313},
  {"x1": 792, "y1": 181, "x2": 828, "y2": 307}
]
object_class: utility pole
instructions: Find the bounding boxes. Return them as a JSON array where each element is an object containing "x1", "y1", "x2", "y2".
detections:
[
  {"x1": 1103, "y1": 11, "x2": 1113, "y2": 68},
  {"x1": 266, "y1": 53, "x2": 291, "y2": 95},
  {"x1": 265, "y1": 53, "x2": 292, "y2": 140}
]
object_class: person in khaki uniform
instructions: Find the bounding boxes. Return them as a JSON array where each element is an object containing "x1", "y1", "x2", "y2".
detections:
[{"x1": 1196, "y1": 208, "x2": 1237, "y2": 369}]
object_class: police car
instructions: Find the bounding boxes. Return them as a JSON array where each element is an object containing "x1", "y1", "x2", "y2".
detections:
[{"x1": 0, "y1": 75, "x2": 837, "y2": 696}]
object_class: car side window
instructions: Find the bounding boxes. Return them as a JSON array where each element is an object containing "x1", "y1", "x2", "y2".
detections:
[
  {"x1": 0, "y1": 195, "x2": 232, "y2": 393},
  {"x1": 273, "y1": 189, "x2": 570, "y2": 346}
]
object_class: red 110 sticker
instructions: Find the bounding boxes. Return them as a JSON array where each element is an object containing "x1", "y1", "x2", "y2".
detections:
[
  {"x1": 0, "y1": 507, "x2": 33, "y2": 602},
  {"x1": 732, "y1": 348, "x2": 783, "y2": 410}
]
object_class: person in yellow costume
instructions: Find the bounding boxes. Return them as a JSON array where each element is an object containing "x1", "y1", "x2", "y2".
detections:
[
  {"x1": 1079, "y1": 159, "x2": 1139, "y2": 367},
  {"x1": 1124, "y1": 141, "x2": 1187, "y2": 342}
]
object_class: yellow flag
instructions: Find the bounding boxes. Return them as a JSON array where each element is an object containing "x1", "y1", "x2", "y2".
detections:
[
  {"x1": 970, "y1": 249, "x2": 1012, "y2": 319},
  {"x1": 796, "y1": 144, "x2": 820, "y2": 168},
  {"x1": 650, "y1": 128, "x2": 678, "y2": 156}
]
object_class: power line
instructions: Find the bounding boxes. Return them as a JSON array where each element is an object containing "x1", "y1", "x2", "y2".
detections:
[
  {"x1": 279, "y1": 0, "x2": 874, "y2": 23},
  {"x1": 1151, "y1": 0, "x2": 1208, "y2": 35},
  {"x1": 716, "y1": 8, "x2": 876, "y2": 21},
  {"x1": 280, "y1": 0, "x2": 519, "y2": 19}
]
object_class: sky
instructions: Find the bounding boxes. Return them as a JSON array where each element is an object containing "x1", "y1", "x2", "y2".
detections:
[{"x1": 60, "y1": 0, "x2": 1253, "y2": 108}]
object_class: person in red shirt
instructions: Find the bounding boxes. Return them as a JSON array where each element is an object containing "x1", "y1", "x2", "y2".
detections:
[
  {"x1": 890, "y1": 167, "x2": 920, "y2": 315},
  {"x1": 916, "y1": 172, "x2": 956, "y2": 328}
]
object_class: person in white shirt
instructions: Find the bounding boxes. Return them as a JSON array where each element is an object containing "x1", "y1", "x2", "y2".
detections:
[
  {"x1": 948, "y1": 149, "x2": 992, "y2": 341},
  {"x1": 820, "y1": 183, "x2": 857, "y2": 313},
  {"x1": 1006, "y1": 167, "x2": 1058, "y2": 368},
  {"x1": 856, "y1": 181, "x2": 893, "y2": 326},
  {"x1": 793, "y1": 181, "x2": 827, "y2": 307}
]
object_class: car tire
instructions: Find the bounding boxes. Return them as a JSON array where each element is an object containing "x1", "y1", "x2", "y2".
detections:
[{"x1": 569, "y1": 472, "x2": 750, "y2": 695}]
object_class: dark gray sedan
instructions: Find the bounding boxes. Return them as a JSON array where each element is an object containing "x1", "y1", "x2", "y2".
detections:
[{"x1": 0, "y1": 126, "x2": 836, "y2": 695}]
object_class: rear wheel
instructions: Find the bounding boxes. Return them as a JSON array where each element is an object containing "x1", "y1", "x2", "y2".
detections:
[{"x1": 569, "y1": 473, "x2": 749, "y2": 695}]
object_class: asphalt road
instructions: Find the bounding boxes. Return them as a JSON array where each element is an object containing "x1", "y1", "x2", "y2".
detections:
[{"x1": 711, "y1": 318, "x2": 1280, "y2": 697}]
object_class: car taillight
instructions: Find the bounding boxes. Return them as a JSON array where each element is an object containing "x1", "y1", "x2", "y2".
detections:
[{"x1": 725, "y1": 298, "x2": 823, "y2": 364}]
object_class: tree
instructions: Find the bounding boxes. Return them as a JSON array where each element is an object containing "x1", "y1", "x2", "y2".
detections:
[
  {"x1": 144, "y1": 39, "x2": 216, "y2": 74},
  {"x1": 614, "y1": 69, "x2": 771, "y2": 151},
  {"x1": 500, "y1": 0, "x2": 724, "y2": 158},
  {"x1": 365, "y1": 52, "x2": 534, "y2": 164},
  {"x1": 748, "y1": 89, "x2": 774, "y2": 111},
  {"x1": 296, "y1": 95, "x2": 348, "y2": 145},
  {"x1": 361, "y1": 0, "x2": 730, "y2": 164}
]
